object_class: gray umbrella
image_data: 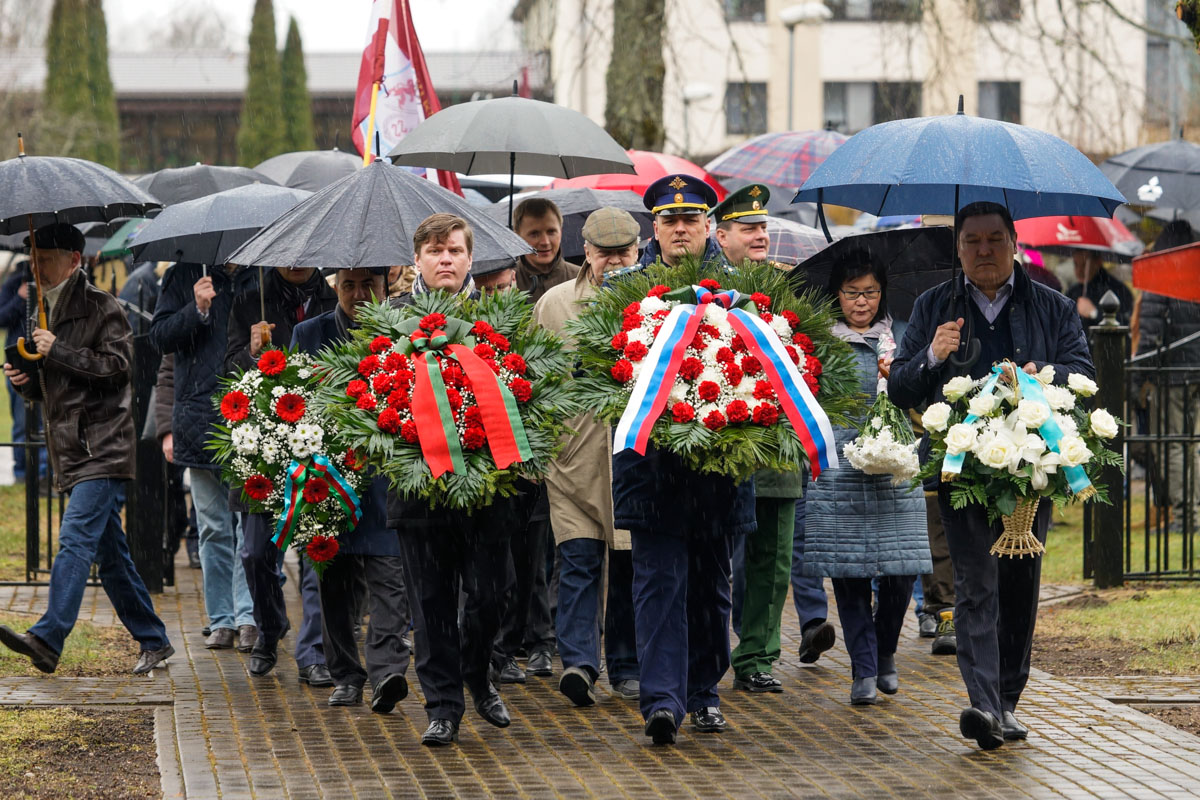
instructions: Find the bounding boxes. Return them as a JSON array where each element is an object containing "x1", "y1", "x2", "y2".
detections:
[
  {"x1": 129, "y1": 184, "x2": 313, "y2": 265},
  {"x1": 0, "y1": 153, "x2": 160, "y2": 234},
  {"x1": 227, "y1": 159, "x2": 532, "y2": 270},
  {"x1": 483, "y1": 188, "x2": 652, "y2": 260},
  {"x1": 134, "y1": 164, "x2": 279, "y2": 206},
  {"x1": 254, "y1": 149, "x2": 364, "y2": 192},
  {"x1": 387, "y1": 84, "x2": 635, "y2": 228}
]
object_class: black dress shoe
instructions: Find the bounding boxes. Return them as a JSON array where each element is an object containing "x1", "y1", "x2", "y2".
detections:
[
  {"x1": 0, "y1": 626, "x2": 58, "y2": 673},
  {"x1": 527, "y1": 648, "x2": 554, "y2": 677},
  {"x1": 498, "y1": 657, "x2": 526, "y2": 684},
  {"x1": 133, "y1": 644, "x2": 175, "y2": 674},
  {"x1": 370, "y1": 673, "x2": 408, "y2": 714},
  {"x1": 732, "y1": 671, "x2": 783, "y2": 693},
  {"x1": 644, "y1": 709, "x2": 676, "y2": 745},
  {"x1": 850, "y1": 676, "x2": 878, "y2": 705},
  {"x1": 876, "y1": 655, "x2": 898, "y2": 695},
  {"x1": 474, "y1": 684, "x2": 511, "y2": 728},
  {"x1": 422, "y1": 719, "x2": 459, "y2": 746},
  {"x1": 690, "y1": 706, "x2": 727, "y2": 733},
  {"x1": 798, "y1": 620, "x2": 836, "y2": 664},
  {"x1": 328, "y1": 684, "x2": 363, "y2": 706},
  {"x1": 248, "y1": 641, "x2": 277, "y2": 677},
  {"x1": 959, "y1": 707, "x2": 1005, "y2": 750},
  {"x1": 299, "y1": 664, "x2": 333, "y2": 686},
  {"x1": 1001, "y1": 710, "x2": 1029, "y2": 741},
  {"x1": 558, "y1": 666, "x2": 596, "y2": 707}
]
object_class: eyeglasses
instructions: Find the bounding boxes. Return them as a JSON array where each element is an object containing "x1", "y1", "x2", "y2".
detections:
[{"x1": 840, "y1": 289, "x2": 881, "y2": 300}]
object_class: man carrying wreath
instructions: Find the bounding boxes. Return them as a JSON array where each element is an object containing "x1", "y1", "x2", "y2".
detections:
[{"x1": 889, "y1": 202, "x2": 1094, "y2": 750}]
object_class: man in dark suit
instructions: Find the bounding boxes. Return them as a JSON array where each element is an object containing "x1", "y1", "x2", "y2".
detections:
[
  {"x1": 292, "y1": 266, "x2": 412, "y2": 714},
  {"x1": 889, "y1": 202, "x2": 1094, "y2": 750}
]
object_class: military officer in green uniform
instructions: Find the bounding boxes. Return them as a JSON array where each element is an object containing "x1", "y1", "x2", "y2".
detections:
[{"x1": 712, "y1": 184, "x2": 771, "y2": 266}]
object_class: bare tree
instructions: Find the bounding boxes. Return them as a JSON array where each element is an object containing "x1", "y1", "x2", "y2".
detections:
[{"x1": 147, "y1": 2, "x2": 234, "y2": 51}]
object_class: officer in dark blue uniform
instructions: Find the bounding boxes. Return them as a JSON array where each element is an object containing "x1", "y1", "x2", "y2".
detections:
[
  {"x1": 609, "y1": 174, "x2": 757, "y2": 745},
  {"x1": 291, "y1": 267, "x2": 413, "y2": 715}
]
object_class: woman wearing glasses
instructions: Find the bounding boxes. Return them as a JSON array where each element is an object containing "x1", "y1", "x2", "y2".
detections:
[{"x1": 800, "y1": 259, "x2": 931, "y2": 706}]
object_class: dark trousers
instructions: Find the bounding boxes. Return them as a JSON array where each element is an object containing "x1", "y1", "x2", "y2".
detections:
[
  {"x1": 319, "y1": 554, "x2": 410, "y2": 689},
  {"x1": 495, "y1": 516, "x2": 555, "y2": 663},
  {"x1": 831, "y1": 575, "x2": 913, "y2": 679},
  {"x1": 400, "y1": 526, "x2": 507, "y2": 724},
  {"x1": 555, "y1": 538, "x2": 638, "y2": 683},
  {"x1": 939, "y1": 488, "x2": 1048, "y2": 718},
  {"x1": 630, "y1": 527, "x2": 733, "y2": 726},
  {"x1": 240, "y1": 513, "x2": 325, "y2": 667},
  {"x1": 920, "y1": 491, "x2": 955, "y2": 615},
  {"x1": 789, "y1": 493, "x2": 828, "y2": 629}
]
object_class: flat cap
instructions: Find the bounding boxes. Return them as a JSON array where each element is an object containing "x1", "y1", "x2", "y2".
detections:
[
  {"x1": 25, "y1": 223, "x2": 85, "y2": 253},
  {"x1": 582, "y1": 207, "x2": 641, "y2": 248}
]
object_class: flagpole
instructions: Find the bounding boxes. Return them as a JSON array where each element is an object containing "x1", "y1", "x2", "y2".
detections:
[{"x1": 362, "y1": 86, "x2": 381, "y2": 166}]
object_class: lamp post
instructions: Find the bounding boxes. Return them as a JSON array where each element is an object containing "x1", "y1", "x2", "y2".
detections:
[
  {"x1": 780, "y1": 2, "x2": 832, "y2": 131},
  {"x1": 682, "y1": 82, "x2": 713, "y2": 160}
]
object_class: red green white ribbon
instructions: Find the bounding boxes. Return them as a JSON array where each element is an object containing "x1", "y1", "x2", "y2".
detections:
[{"x1": 272, "y1": 453, "x2": 362, "y2": 551}]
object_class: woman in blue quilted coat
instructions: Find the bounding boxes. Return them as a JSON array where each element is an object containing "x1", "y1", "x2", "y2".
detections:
[{"x1": 803, "y1": 259, "x2": 931, "y2": 706}]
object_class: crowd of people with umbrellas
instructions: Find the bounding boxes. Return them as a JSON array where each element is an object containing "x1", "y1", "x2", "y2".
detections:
[{"x1": 0, "y1": 88, "x2": 1196, "y2": 754}]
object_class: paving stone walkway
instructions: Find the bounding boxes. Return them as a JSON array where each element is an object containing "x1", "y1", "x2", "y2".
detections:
[{"x1": 2, "y1": 554, "x2": 1200, "y2": 799}]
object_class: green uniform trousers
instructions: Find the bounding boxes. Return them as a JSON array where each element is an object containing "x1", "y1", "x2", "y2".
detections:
[{"x1": 731, "y1": 497, "x2": 796, "y2": 677}]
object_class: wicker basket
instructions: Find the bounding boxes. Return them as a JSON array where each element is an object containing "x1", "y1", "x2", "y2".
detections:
[{"x1": 990, "y1": 497, "x2": 1045, "y2": 558}]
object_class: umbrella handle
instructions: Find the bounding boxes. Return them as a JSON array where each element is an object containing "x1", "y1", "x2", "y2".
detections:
[
  {"x1": 15, "y1": 337, "x2": 43, "y2": 361},
  {"x1": 19, "y1": 213, "x2": 47, "y2": 362}
]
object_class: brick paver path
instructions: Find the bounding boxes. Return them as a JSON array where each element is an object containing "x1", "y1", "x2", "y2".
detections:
[{"x1": 2, "y1": 554, "x2": 1200, "y2": 799}]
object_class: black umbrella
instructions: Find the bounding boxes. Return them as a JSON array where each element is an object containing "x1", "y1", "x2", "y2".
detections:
[
  {"x1": 228, "y1": 159, "x2": 532, "y2": 270},
  {"x1": 134, "y1": 164, "x2": 278, "y2": 206},
  {"x1": 254, "y1": 149, "x2": 363, "y2": 192},
  {"x1": 1101, "y1": 137, "x2": 1200, "y2": 213},
  {"x1": 790, "y1": 226, "x2": 955, "y2": 323},
  {"x1": 482, "y1": 188, "x2": 651, "y2": 261}
]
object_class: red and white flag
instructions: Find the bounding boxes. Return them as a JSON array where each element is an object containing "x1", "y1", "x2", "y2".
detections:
[{"x1": 351, "y1": 0, "x2": 462, "y2": 195}]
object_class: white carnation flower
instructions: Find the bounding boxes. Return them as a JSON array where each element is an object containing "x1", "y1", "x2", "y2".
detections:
[
  {"x1": 921, "y1": 402, "x2": 952, "y2": 432},
  {"x1": 1054, "y1": 413, "x2": 1078, "y2": 437},
  {"x1": 298, "y1": 368, "x2": 311, "y2": 379},
  {"x1": 769, "y1": 315, "x2": 792, "y2": 340},
  {"x1": 702, "y1": 303, "x2": 727, "y2": 324},
  {"x1": 640, "y1": 296, "x2": 668, "y2": 315},
  {"x1": 1089, "y1": 408, "x2": 1118, "y2": 439},
  {"x1": 1043, "y1": 384, "x2": 1076, "y2": 411}
]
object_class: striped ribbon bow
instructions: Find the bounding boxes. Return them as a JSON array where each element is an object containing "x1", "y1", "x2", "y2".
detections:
[{"x1": 272, "y1": 454, "x2": 362, "y2": 551}]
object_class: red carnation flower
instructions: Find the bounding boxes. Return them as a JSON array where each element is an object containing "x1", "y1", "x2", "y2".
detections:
[
  {"x1": 671, "y1": 402, "x2": 695, "y2": 423},
  {"x1": 357, "y1": 355, "x2": 380, "y2": 377},
  {"x1": 741, "y1": 355, "x2": 762, "y2": 376},
  {"x1": 792, "y1": 333, "x2": 815, "y2": 354},
  {"x1": 624, "y1": 341, "x2": 649, "y2": 362},
  {"x1": 703, "y1": 410, "x2": 727, "y2": 430},
  {"x1": 803, "y1": 374, "x2": 820, "y2": 396},
  {"x1": 753, "y1": 380, "x2": 775, "y2": 401},
  {"x1": 369, "y1": 335, "x2": 393, "y2": 354},
  {"x1": 652, "y1": 309, "x2": 670, "y2": 320},
  {"x1": 302, "y1": 477, "x2": 330, "y2": 504},
  {"x1": 386, "y1": 389, "x2": 410, "y2": 411},
  {"x1": 508, "y1": 377, "x2": 533, "y2": 403},
  {"x1": 751, "y1": 292, "x2": 771, "y2": 311},
  {"x1": 462, "y1": 406, "x2": 483, "y2": 427},
  {"x1": 805, "y1": 355, "x2": 823, "y2": 377},
  {"x1": 698, "y1": 323, "x2": 720, "y2": 339},
  {"x1": 722, "y1": 362, "x2": 744, "y2": 386},
  {"x1": 445, "y1": 387, "x2": 464, "y2": 411},
  {"x1": 356, "y1": 393, "x2": 377, "y2": 410},
  {"x1": 372, "y1": 373, "x2": 392, "y2": 395},
  {"x1": 419, "y1": 313, "x2": 447, "y2": 331},
  {"x1": 782, "y1": 310, "x2": 800, "y2": 328},
  {"x1": 699, "y1": 278, "x2": 722, "y2": 291},
  {"x1": 471, "y1": 320, "x2": 494, "y2": 336},
  {"x1": 244, "y1": 474, "x2": 272, "y2": 501},
  {"x1": 611, "y1": 332, "x2": 629, "y2": 351},
  {"x1": 487, "y1": 333, "x2": 511, "y2": 352},
  {"x1": 715, "y1": 347, "x2": 736, "y2": 364},
  {"x1": 377, "y1": 407, "x2": 402, "y2": 433},
  {"x1": 648, "y1": 285, "x2": 671, "y2": 298},
  {"x1": 730, "y1": 334, "x2": 747, "y2": 353},
  {"x1": 257, "y1": 350, "x2": 287, "y2": 376},
  {"x1": 346, "y1": 379, "x2": 368, "y2": 399},
  {"x1": 697, "y1": 381, "x2": 721, "y2": 402},
  {"x1": 761, "y1": 311, "x2": 774, "y2": 323},
  {"x1": 306, "y1": 535, "x2": 339, "y2": 563},
  {"x1": 483, "y1": 358, "x2": 500, "y2": 374},
  {"x1": 384, "y1": 351, "x2": 406, "y2": 371},
  {"x1": 400, "y1": 420, "x2": 419, "y2": 443},
  {"x1": 785, "y1": 345, "x2": 801, "y2": 366},
  {"x1": 690, "y1": 332, "x2": 708, "y2": 350},
  {"x1": 474, "y1": 342, "x2": 496, "y2": 360},
  {"x1": 652, "y1": 324, "x2": 662, "y2": 337},
  {"x1": 501, "y1": 353, "x2": 527, "y2": 375},
  {"x1": 275, "y1": 393, "x2": 306, "y2": 423},
  {"x1": 462, "y1": 424, "x2": 487, "y2": 450},
  {"x1": 753, "y1": 403, "x2": 780, "y2": 426},
  {"x1": 220, "y1": 390, "x2": 250, "y2": 422},
  {"x1": 678, "y1": 357, "x2": 704, "y2": 380},
  {"x1": 621, "y1": 314, "x2": 644, "y2": 332},
  {"x1": 343, "y1": 448, "x2": 365, "y2": 472},
  {"x1": 623, "y1": 302, "x2": 642, "y2": 316},
  {"x1": 611, "y1": 359, "x2": 634, "y2": 383},
  {"x1": 440, "y1": 362, "x2": 465, "y2": 389},
  {"x1": 725, "y1": 399, "x2": 751, "y2": 423}
]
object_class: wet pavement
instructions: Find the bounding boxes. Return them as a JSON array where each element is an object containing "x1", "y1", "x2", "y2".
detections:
[{"x1": 2, "y1": 552, "x2": 1199, "y2": 799}]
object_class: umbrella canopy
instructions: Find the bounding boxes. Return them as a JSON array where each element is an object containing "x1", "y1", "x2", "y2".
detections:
[
  {"x1": 1132, "y1": 242, "x2": 1200, "y2": 303},
  {"x1": 706, "y1": 129, "x2": 848, "y2": 188},
  {"x1": 1100, "y1": 137, "x2": 1200, "y2": 213},
  {"x1": 547, "y1": 150, "x2": 728, "y2": 201},
  {"x1": 790, "y1": 226, "x2": 955, "y2": 322},
  {"x1": 130, "y1": 184, "x2": 313, "y2": 265},
  {"x1": 764, "y1": 217, "x2": 833, "y2": 267},
  {"x1": 134, "y1": 164, "x2": 279, "y2": 206},
  {"x1": 794, "y1": 106, "x2": 1126, "y2": 220},
  {"x1": 1015, "y1": 215, "x2": 1143, "y2": 261},
  {"x1": 483, "y1": 188, "x2": 651, "y2": 260},
  {"x1": 254, "y1": 149, "x2": 363, "y2": 192},
  {"x1": 0, "y1": 154, "x2": 160, "y2": 234},
  {"x1": 228, "y1": 159, "x2": 533, "y2": 270},
  {"x1": 97, "y1": 218, "x2": 151, "y2": 259}
]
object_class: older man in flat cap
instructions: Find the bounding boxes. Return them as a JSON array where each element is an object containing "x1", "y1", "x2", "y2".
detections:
[{"x1": 533, "y1": 207, "x2": 643, "y2": 708}]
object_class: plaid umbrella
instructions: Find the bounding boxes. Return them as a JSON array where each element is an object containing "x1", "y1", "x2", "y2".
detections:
[
  {"x1": 705, "y1": 130, "x2": 848, "y2": 188},
  {"x1": 765, "y1": 217, "x2": 832, "y2": 267}
]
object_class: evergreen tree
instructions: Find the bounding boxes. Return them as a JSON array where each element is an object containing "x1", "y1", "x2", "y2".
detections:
[
  {"x1": 279, "y1": 16, "x2": 315, "y2": 152},
  {"x1": 236, "y1": 0, "x2": 286, "y2": 166},
  {"x1": 604, "y1": 0, "x2": 665, "y2": 151},
  {"x1": 84, "y1": 0, "x2": 120, "y2": 168}
]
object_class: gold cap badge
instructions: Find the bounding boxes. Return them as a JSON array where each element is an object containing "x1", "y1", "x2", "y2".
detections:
[{"x1": 669, "y1": 176, "x2": 687, "y2": 190}]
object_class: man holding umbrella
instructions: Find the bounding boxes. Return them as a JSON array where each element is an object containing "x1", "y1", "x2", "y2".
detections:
[
  {"x1": 889, "y1": 201, "x2": 1093, "y2": 750},
  {"x1": 0, "y1": 224, "x2": 173, "y2": 675}
]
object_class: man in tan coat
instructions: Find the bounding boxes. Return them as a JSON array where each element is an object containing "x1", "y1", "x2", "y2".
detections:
[{"x1": 531, "y1": 207, "x2": 642, "y2": 706}]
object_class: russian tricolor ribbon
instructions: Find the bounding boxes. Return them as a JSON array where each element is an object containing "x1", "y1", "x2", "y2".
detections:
[
  {"x1": 613, "y1": 285, "x2": 838, "y2": 477},
  {"x1": 272, "y1": 454, "x2": 363, "y2": 551}
]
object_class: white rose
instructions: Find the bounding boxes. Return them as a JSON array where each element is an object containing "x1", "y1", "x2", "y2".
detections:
[
  {"x1": 1054, "y1": 413, "x2": 1079, "y2": 437},
  {"x1": 968, "y1": 394, "x2": 997, "y2": 418},
  {"x1": 921, "y1": 402, "x2": 952, "y2": 432},
  {"x1": 1057, "y1": 435, "x2": 1093, "y2": 467},
  {"x1": 1089, "y1": 408, "x2": 1118, "y2": 439},
  {"x1": 942, "y1": 376, "x2": 975, "y2": 402},
  {"x1": 975, "y1": 434, "x2": 1016, "y2": 469},
  {"x1": 1043, "y1": 385, "x2": 1076, "y2": 411},
  {"x1": 1016, "y1": 398, "x2": 1051, "y2": 429},
  {"x1": 1036, "y1": 364, "x2": 1056, "y2": 385},
  {"x1": 1067, "y1": 373, "x2": 1099, "y2": 397},
  {"x1": 944, "y1": 423, "x2": 978, "y2": 455}
]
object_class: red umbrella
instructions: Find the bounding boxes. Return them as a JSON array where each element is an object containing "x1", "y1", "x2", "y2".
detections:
[
  {"x1": 546, "y1": 149, "x2": 727, "y2": 201},
  {"x1": 1014, "y1": 215, "x2": 1143, "y2": 261}
]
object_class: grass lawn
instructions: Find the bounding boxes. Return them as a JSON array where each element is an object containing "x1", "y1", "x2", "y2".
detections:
[{"x1": 0, "y1": 612, "x2": 140, "y2": 678}]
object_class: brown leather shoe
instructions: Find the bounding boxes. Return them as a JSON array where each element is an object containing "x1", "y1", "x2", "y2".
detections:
[
  {"x1": 205, "y1": 628, "x2": 236, "y2": 649},
  {"x1": 236, "y1": 625, "x2": 259, "y2": 653},
  {"x1": 0, "y1": 626, "x2": 58, "y2": 673}
]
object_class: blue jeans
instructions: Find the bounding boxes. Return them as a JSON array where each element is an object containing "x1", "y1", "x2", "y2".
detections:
[
  {"x1": 190, "y1": 468, "x2": 254, "y2": 630},
  {"x1": 555, "y1": 538, "x2": 638, "y2": 684},
  {"x1": 29, "y1": 479, "x2": 169, "y2": 654},
  {"x1": 789, "y1": 493, "x2": 828, "y2": 629}
]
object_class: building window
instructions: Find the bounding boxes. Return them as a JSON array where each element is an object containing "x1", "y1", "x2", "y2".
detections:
[
  {"x1": 978, "y1": 81, "x2": 1021, "y2": 124},
  {"x1": 976, "y1": 0, "x2": 1020, "y2": 21},
  {"x1": 724, "y1": 0, "x2": 766, "y2": 22},
  {"x1": 824, "y1": 81, "x2": 921, "y2": 133},
  {"x1": 826, "y1": 0, "x2": 922, "y2": 21},
  {"x1": 725, "y1": 82, "x2": 768, "y2": 135}
]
